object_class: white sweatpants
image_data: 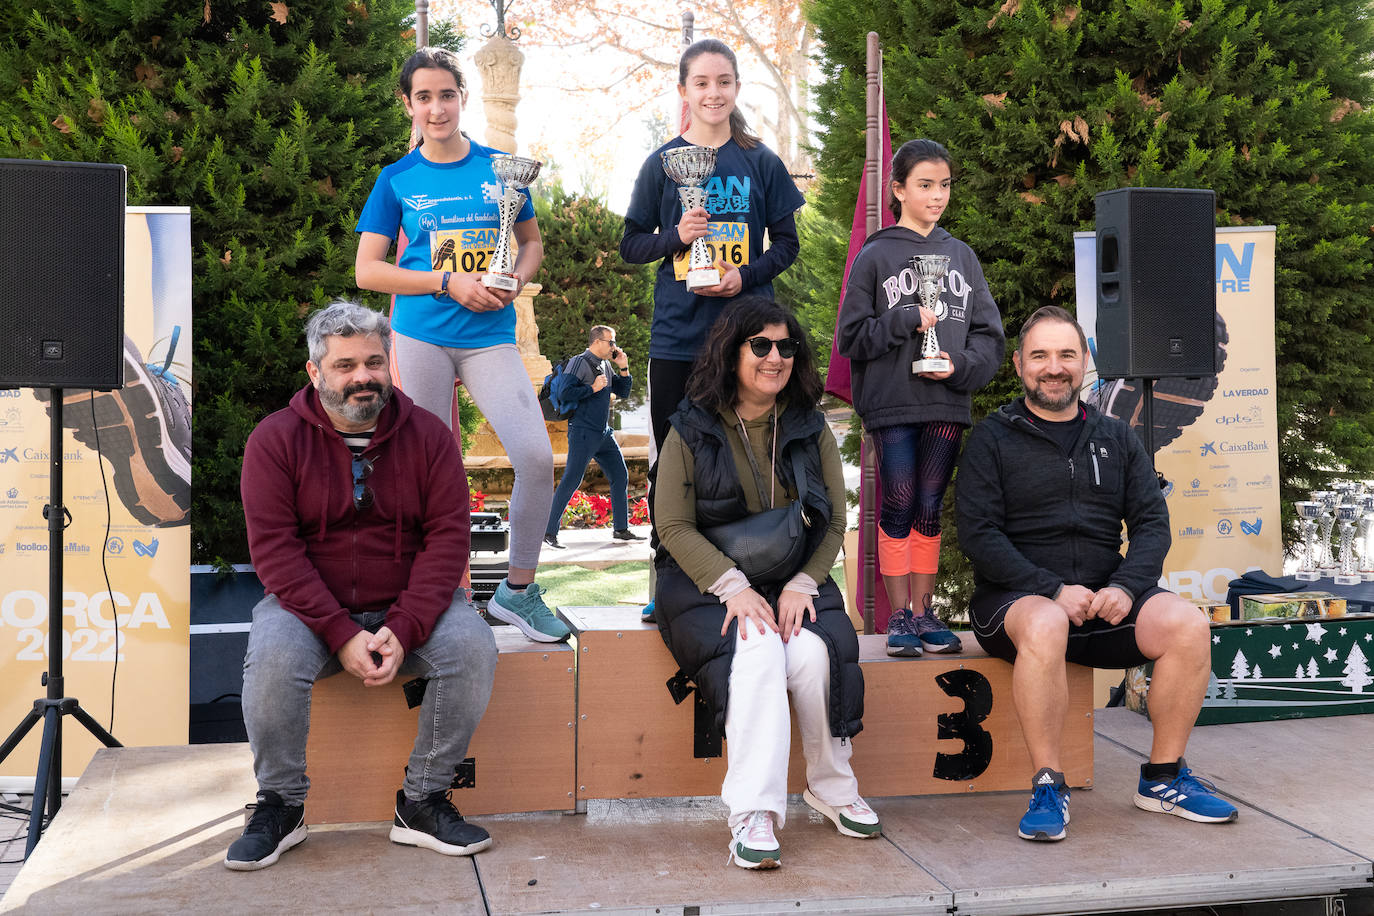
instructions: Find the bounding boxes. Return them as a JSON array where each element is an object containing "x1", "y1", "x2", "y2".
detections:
[{"x1": 721, "y1": 626, "x2": 859, "y2": 830}]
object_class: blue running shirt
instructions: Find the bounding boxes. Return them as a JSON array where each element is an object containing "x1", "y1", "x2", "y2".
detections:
[{"x1": 356, "y1": 143, "x2": 536, "y2": 348}]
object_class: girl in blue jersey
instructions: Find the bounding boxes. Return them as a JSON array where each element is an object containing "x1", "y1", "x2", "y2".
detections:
[
  {"x1": 356, "y1": 47, "x2": 567, "y2": 644},
  {"x1": 622, "y1": 39, "x2": 806, "y2": 455},
  {"x1": 837, "y1": 139, "x2": 1005, "y2": 657}
]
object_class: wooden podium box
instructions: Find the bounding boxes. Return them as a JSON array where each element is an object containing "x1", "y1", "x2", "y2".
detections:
[
  {"x1": 563, "y1": 606, "x2": 1093, "y2": 802},
  {"x1": 303, "y1": 626, "x2": 576, "y2": 823}
]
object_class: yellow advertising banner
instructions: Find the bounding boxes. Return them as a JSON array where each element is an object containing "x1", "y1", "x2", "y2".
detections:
[
  {"x1": 0, "y1": 208, "x2": 191, "y2": 785},
  {"x1": 1074, "y1": 227, "x2": 1282, "y2": 604}
]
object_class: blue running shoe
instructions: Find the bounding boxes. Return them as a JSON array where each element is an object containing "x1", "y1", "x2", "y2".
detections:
[
  {"x1": 912, "y1": 610, "x2": 963, "y2": 653},
  {"x1": 1134, "y1": 759, "x2": 1238, "y2": 823},
  {"x1": 640, "y1": 600, "x2": 655, "y2": 624},
  {"x1": 886, "y1": 608, "x2": 923, "y2": 657},
  {"x1": 1018, "y1": 767, "x2": 1070, "y2": 841},
  {"x1": 486, "y1": 580, "x2": 570, "y2": 643}
]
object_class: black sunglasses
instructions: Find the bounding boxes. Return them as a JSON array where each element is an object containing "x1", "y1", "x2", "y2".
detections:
[
  {"x1": 352, "y1": 455, "x2": 374, "y2": 511},
  {"x1": 745, "y1": 335, "x2": 800, "y2": 359}
]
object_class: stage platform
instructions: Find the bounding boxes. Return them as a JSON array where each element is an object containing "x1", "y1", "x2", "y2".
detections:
[{"x1": 2, "y1": 710, "x2": 1371, "y2": 915}]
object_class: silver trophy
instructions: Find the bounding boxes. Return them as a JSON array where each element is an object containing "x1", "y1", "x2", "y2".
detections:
[
  {"x1": 910, "y1": 254, "x2": 953, "y2": 374},
  {"x1": 1359, "y1": 494, "x2": 1374, "y2": 582},
  {"x1": 1335, "y1": 502, "x2": 1363, "y2": 585},
  {"x1": 1294, "y1": 500, "x2": 1323, "y2": 582},
  {"x1": 1315, "y1": 491, "x2": 1339, "y2": 577},
  {"x1": 660, "y1": 145, "x2": 720, "y2": 290},
  {"x1": 481, "y1": 154, "x2": 542, "y2": 292}
]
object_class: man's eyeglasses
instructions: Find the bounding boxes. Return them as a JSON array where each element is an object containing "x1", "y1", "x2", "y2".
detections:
[
  {"x1": 352, "y1": 456, "x2": 374, "y2": 511},
  {"x1": 745, "y1": 336, "x2": 800, "y2": 359}
]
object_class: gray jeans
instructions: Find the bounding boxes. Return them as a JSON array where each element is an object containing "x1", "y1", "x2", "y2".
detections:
[{"x1": 241, "y1": 592, "x2": 498, "y2": 805}]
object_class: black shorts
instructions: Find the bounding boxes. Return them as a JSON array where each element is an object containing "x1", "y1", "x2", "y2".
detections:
[{"x1": 968, "y1": 586, "x2": 1171, "y2": 669}]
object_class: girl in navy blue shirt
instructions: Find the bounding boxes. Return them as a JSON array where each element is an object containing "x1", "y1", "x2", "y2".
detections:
[{"x1": 621, "y1": 39, "x2": 805, "y2": 453}]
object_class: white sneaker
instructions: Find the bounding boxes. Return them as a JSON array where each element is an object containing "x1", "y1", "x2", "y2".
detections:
[
  {"x1": 728, "y1": 810, "x2": 780, "y2": 869},
  {"x1": 803, "y1": 788, "x2": 882, "y2": 838}
]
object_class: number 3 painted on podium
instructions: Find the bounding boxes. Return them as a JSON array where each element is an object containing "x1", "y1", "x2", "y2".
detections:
[{"x1": 933, "y1": 669, "x2": 994, "y2": 780}]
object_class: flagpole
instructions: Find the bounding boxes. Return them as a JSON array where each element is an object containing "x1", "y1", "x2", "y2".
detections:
[{"x1": 861, "y1": 31, "x2": 881, "y2": 635}]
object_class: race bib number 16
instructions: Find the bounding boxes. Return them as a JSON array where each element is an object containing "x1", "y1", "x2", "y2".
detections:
[{"x1": 673, "y1": 221, "x2": 749, "y2": 281}]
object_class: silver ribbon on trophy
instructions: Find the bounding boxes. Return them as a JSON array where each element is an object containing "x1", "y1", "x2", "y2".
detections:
[
  {"x1": 481, "y1": 154, "x2": 542, "y2": 292},
  {"x1": 1294, "y1": 500, "x2": 1322, "y2": 582},
  {"x1": 910, "y1": 254, "x2": 953, "y2": 374},
  {"x1": 660, "y1": 145, "x2": 720, "y2": 290}
]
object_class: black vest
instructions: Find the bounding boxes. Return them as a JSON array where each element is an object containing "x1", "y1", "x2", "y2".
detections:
[{"x1": 666, "y1": 400, "x2": 831, "y2": 563}]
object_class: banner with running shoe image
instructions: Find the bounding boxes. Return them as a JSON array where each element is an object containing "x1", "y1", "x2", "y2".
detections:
[
  {"x1": 0, "y1": 207, "x2": 191, "y2": 785},
  {"x1": 1074, "y1": 226, "x2": 1283, "y2": 605}
]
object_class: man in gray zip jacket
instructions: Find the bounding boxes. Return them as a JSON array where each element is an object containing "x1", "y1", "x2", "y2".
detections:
[{"x1": 955, "y1": 306, "x2": 1236, "y2": 842}]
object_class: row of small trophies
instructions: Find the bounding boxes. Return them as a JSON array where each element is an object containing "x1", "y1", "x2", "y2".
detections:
[{"x1": 1295, "y1": 484, "x2": 1374, "y2": 585}]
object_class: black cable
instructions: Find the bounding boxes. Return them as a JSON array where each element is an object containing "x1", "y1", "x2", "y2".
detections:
[{"x1": 89, "y1": 390, "x2": 122, "y2": 733}]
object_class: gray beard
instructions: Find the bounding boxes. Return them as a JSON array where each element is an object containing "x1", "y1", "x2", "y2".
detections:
[{"x1": 318, "y1": 382, "x2": 390, "y2": 424}]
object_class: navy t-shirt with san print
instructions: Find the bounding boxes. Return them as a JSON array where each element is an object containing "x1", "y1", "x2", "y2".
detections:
[
  {"x1": 356, "y1": 142, "x2": 535, "y2": 350},
  {"x1": 621, "y1": 136, "x2": 804, "y2": 362}
]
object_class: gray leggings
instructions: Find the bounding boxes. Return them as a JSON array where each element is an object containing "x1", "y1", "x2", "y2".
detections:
[{"x1": 393, "y1": 335, "x2": 553, "y2": 570}]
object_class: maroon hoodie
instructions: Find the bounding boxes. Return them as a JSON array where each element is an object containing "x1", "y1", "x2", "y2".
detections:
[{"x1": 241, "y1": 384, "x2": 470, "y2": 654}]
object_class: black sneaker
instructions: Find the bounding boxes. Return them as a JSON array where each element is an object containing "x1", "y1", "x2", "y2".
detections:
[
  {"x1": 224, "y1": 790, "x2": 307, "y2": 871},
  {"x1": 543, "y1": 533, "x2": 565, "y2": 549},
  {"x1": 613, "y1": 528, "x2": 645, "y2": 541},
  {"x1": 390, "y1": 789, "x2": 492, "y2": 856}
]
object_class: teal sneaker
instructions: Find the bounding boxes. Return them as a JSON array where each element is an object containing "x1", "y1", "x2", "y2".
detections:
[{"x1": 485, "y1": 580, "x2": 570, "y2": 643}]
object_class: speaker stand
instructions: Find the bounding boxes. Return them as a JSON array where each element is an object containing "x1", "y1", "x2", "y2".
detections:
[
  {"x1": 1141, "y1": 377, "x2": 1157, "y2": 465},
  {"x1": 0, "y1": 388, "x2": 121, "y2": 859}
]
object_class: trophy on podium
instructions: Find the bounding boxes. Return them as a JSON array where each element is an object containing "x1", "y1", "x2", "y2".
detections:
[
  {"x1": 1335, "y1": 501, "x2": 1363, "y2": 586},
  {"x1": 1315, "y1": 491, "x2": 1340, "y2": 577},
  {"x1": 1294, "y1": 500, "x2": 1323, "y2": 582},
  {"x1": 481, "y1": 154, "x2": 543, "y2": 292},
  {"x1": 910, "y1": 254, "x2": 953, "y2": 375},
  {"x1": 1359, "y1": 494, "x2": 1374, "y2": 582},
  {"x1": 661, "y1": 145, "x2": 720, "y2": 290}
]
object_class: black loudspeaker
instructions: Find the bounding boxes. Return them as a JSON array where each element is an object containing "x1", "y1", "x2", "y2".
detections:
[
  {"x1": 0, "y1": 158, "x2": 126, "y2": 390},
  {"x1": 1094, "y1": 187, "x2": 1216, "y2": 379}
]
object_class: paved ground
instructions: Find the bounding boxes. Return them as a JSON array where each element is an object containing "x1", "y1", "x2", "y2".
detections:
[{"x1": 0, "y1": 797, "x2": 29, "y2": 900}]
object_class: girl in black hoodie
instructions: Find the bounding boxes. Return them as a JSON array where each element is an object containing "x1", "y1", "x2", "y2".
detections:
[{"x1": 836, "y1": 138, "x2": 1005, "y2": 657}]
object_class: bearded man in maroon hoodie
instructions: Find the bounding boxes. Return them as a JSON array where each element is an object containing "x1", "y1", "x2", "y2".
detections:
[{"x1": 224, "y1": 301, "x2": 498, "y2": 871}]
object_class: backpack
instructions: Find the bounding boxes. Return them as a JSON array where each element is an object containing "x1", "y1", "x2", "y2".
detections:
[{"x1": 537, "y1": 353, "x2": 596, "y2": 421}]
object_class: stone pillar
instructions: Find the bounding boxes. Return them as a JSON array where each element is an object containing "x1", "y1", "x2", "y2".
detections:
[
  {"x1": 473, "y1": 34, "x2": 523, "y2": 154},
  {"x1": 512, "y1": 281, "x2": 551, "y2": 385}
]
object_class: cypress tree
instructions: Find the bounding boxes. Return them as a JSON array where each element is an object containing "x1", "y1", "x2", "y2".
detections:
[
  {"x1": 0, "y1": 0, "x2": 421, "y2": 565},
  {"x1": 810, "y1": 0, "x2": 1374, "y2": 586}
]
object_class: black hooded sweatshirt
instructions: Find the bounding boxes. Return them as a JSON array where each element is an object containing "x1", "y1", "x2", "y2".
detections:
[{"x1": 836, "y1": 225, "x2": 1005, "y2": 429}]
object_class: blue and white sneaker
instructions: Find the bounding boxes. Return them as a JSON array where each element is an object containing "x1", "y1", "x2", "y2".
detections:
[
  {"x1": 1018, "y1": 767, "x2": 1070, "y2": 841},
  {"x1": 886, "y1": 609, "x2": 924, "y2": 657},
  {"x1": 912, "y1": 610, "x2": 963, "y2": 653},
  {"x1": 641, "y1": 600, "x2": 655, "y2": 624},
  {"x1": 1134, "y1": 759, "x2": 1238, "y2": 823},
  {"x1": 486, "y1": 580, "x2": 570, "y2": 643}
]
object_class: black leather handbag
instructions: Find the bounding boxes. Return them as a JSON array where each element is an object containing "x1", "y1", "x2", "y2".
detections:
[{"x1": 701, "y1": 443, "x2": 812, "y2": 585}]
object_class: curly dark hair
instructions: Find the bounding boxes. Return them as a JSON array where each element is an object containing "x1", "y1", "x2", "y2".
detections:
[{"x1": 685, "y1": 296, "x2": 824, "y2": 414}]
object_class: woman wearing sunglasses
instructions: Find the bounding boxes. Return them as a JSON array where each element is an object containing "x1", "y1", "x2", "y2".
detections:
[
  {"x1": 837, "y1": 138, "x2": 1005, "y2": 658},
  {"x1": 653, "y1": 296, "x2": 878, "y2": 870}
]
